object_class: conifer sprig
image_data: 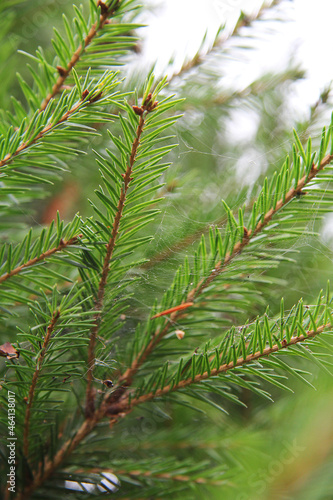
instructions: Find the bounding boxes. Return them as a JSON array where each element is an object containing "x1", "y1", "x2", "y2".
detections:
[
  {"x1": 131, "y1": 322, "x2": 331, "y2": 406},
  {"x1": 23, "y1": 309, "x2": 60, "y2": 457},
  {"x1": 0, "y1": 213, "x2": 85, "y2": 311},
  {"x1": 0, "y1": 75, "x2": 119, "y2": 171},
  {"x1": 0, "y1": 97, "x2": 86, "y2": 169},
  {"x1": 190, "y1": 152, "x2": 333, "y2": 300},
  {"x1": 0, "y1": 234, "x2": 81, "y2": 285},
  {"x1": 109, "y1": 290, "x2": 333, "y2": 413},
  {"x1": 85, "y1": 92, "x2": 160, "y2": 417},
  {"x1": 119, "y1": 133, "x2": 333, "y2": 386},
  {"x1": 2, "y1": 2, "x2": 333, "y2": 498},
  {"x1": 39, "y1": 0, "x2": 122, "y2": 111}
]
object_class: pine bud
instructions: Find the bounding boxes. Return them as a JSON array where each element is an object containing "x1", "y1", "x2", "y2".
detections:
[
  {"x1": 132, "y1": 105, "x2": 143, "y2": 116},
  {"x1": 56, "y1": 65, "x2": 67, "y2": 77},
  {"x1": 81, "y1": 89, "x2": 89, "y2": 100},
  {"x1": 97, "y1": 0, "x2": 108, "y2": 15}
]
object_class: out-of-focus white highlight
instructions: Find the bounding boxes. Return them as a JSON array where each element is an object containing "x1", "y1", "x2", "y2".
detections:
[{"x1": 64, "y1": 472, "x2": 120, "y2": 494}]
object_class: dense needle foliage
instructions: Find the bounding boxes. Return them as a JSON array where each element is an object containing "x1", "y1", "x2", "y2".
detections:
[{"x1": 1, "y1": 1, "x2": 333, "y2": 499}]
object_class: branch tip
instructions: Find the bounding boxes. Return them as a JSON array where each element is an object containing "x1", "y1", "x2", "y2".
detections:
[{"x1": 85, "y1": 110, "x2": 147, "y2": 416}]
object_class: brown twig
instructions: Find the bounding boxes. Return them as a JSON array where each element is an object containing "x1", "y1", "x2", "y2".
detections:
[
  {"x1": 118, "y1": 153, "x2": 333, "y2": 386},
  {"x1": 151, "y1": 302, "x2": 194, "y2": 319},
  {"x1": 39, "y1": 1, "x2": 120, "y2": 112},
  {"x1": 0, "y1": 235, "x2": 81, "y2": 285},
  {"x1": 23, "y1": 310, "x2": 60, "y2": 457},
  {"x1": 85, "y1": 94, "x2": 158, "y2": 418},
  {"x1": 73, "y1": 466, "x2": 227, "y2": 486}
]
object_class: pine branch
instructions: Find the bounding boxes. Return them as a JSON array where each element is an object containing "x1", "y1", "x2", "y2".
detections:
[
  {"x1": 23, "y1": 309, "x2": 60, "y2": 457},
  {"x1": 0, "y1": 235, "x2": 81, "y2": 285},
  {"x1": 0, "y1": 93, "x2": 99, "y2": 170},
  {"x1": 38, "y1": 0, "x2": 121, "y2": 112},
  {"x1": 85, "y1": 93, "x2": 159, "y2": 417},
  {"x1": 15, "y1": 291, "x2": 333, "y2": 499},
  {"x1": 119, "y1": 152, "x2": 333, "y2": 386},
  {"x1": 109, "y1": 322, "x2": 332, "y2": 413},
  {"x1": 15, "y1": 86, "x2": 177, "y2": 496},
  {"x1": 190, "y1": 154, "x2": 333, "y2": 300}
]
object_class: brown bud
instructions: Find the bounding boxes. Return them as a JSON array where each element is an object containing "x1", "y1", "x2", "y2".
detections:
[
  {"x1": 89, "y1": 91, "x2": 103, "y2": 103},
  {"x1": 97, "y1": 0, "x2": 108, "y2": 15},
  {"x1": 81, "y1": 89, "x2": 89, "y2": 100},
  {"x1": 143, "y1": 93, "x2": 152, "y2": 106},
  {"x1": 56, "y1": 65, "x2": 67, "y2": 77},
  {"x1": 132, "y1": 105, "x2": 143, "y2": 116},
  {"x1": 145, "y1": 100, "x2": 158, "y2": 113}
]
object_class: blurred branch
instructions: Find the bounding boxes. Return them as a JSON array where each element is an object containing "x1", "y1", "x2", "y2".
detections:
[
  {"x1": 85, "y1": 96, "x2": 158, "y2": 418},
  {"x1": 169, "y1": 0, "x2": 285, "y2": 83},
  {"x1": 23, "y1": 310, "x2": 60, "y2": 457}
]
